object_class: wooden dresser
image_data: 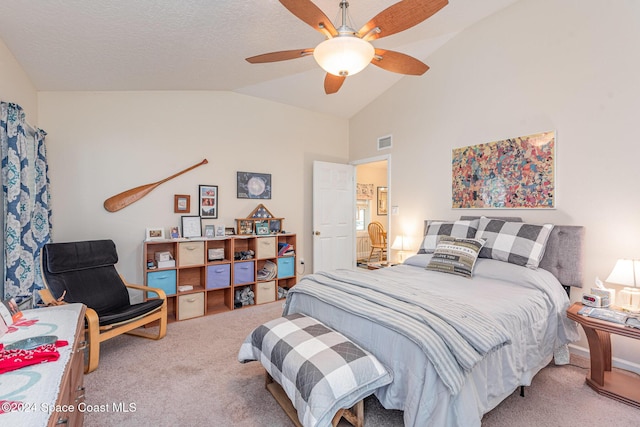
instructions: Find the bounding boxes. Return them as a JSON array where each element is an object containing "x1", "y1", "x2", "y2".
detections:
[{"x1": 0, "y1": 303, "x2": 86, "y2": 426}]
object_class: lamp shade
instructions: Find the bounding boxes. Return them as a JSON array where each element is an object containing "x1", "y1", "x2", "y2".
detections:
[
  {"x1": 313, "y1": 36, "x2": 374, "y2": 77},
  {"x1": 391, "y1": 235, "x2": 414, "y2": 251},
  {"x1": 605, "y1": 259, "x2": 640, "y2": 287}
]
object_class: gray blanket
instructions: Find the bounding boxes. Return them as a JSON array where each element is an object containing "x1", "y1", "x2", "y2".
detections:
[{"x1": 283, "y1": 269, "x2": 511, "y2": 394}]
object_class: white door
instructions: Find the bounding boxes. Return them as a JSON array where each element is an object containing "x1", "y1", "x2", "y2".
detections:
[{"x1": 312, "y1": 161, "x2": 355, "y2": 272}]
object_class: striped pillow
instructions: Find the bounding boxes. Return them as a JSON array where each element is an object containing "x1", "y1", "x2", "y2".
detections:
[
  {"x1": 426, "y1": 236, "x2": 485, "y2": 278},
  {"x1": 475, "y1": 217, "x2": 553, "y2": 269},
  {"x1": 418, "y1": 219, "x2": 479, "y2": 254}
]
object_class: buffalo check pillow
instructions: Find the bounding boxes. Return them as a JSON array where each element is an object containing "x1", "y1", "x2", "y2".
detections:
[
  {"x1": 426, "y1": 236, "x2": 485, "y2": 278},
  {"x1": 238, "y1": 313, "x2": 391, "y2": 427},
  {"x1": 418, "y1": 219, "x2": 480, "y2": 254},
  {"x1": 475, "y1": 216, "x2": 554, "y2": 269}
]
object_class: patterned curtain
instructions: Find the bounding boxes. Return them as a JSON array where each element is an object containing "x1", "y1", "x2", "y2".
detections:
[
  {"x1": 356, "y1": 183, "x2": 374, "y2": 200},
  {"x1": 0, "y1": 102, "x2": 52, "y2": 300}
]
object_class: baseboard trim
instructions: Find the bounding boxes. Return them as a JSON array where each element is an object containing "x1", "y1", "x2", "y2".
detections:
[{"x1": 569, "y1": 343, "x2": 640, "y2": 375}]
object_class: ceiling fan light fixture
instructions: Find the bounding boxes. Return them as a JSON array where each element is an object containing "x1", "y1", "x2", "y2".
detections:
[{"x1": 313, "y1": 35, "x2": 374, "y2": 77}]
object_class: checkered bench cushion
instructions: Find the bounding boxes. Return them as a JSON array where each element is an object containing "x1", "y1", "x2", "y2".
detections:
[{"x1": 238, "y1": 313, "x2": 391, "y2": 427}]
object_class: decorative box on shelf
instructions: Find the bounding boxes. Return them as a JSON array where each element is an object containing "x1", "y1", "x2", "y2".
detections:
[
  {"x1": 236, "y1": 204, "x2": 284, "y2": 235},
  {"x1": 157, "y1": 260, "x2": 176, "y2": 269},
  {"x1": 155, "y1": 251, "x2": 172, "y2": 262},
  {"x1": 155, "y1": 251, "x2": 175, "y2": 268}
]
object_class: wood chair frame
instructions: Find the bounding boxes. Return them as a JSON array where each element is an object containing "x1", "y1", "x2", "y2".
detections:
[
  {"x1": 367, "y1": 221, "x2": 388, "y2": 263},
  {"x1": 40, "y1": 271, "x2": 167, "y2": 374}
]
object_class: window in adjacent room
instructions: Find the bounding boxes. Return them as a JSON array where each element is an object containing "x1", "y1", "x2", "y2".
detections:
[{"x1": 356, "y1": 200, "x2": 371, "y2": 231}]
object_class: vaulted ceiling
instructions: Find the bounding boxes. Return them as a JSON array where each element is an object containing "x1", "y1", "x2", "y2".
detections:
[{"x1": 0, "y1": 0, "x2": 519, "y2": 118}]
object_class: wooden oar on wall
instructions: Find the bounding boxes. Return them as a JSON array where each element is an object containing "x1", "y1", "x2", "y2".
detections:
[{"x1": 103, "y1": 159, "x2": 208, "y2": 212}]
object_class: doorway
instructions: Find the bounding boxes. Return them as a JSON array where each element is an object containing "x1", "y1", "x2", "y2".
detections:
[{"x1": 353, "y1": 156, "x2": 389, "y2": 269}]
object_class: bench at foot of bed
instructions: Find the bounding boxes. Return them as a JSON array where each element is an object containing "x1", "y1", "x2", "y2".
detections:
[{"x1": 238, "y1": 313, "x2": 392, "y2": 427}]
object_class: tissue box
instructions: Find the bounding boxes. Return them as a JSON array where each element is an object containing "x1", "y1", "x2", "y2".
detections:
[
  {"x1": 155, "y1": 251, "x2": 173, "y2": 262},
  {"x1": 591, "y1": 288, "x2": 614, "y2": 307}
]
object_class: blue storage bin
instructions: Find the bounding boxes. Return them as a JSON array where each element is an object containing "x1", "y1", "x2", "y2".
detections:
[
  {"x1": 207, "y1": 264, "x2": 231, "y2": 289},
  {"x1": 233, "y1": 261, "x2": 255, "y2": 284},
  {"x1": 277, "y1": 257, "x2": 295, "y2": 278},
  {"x1": 147, "y1": 270, "x2": 177, "y2": 296}
]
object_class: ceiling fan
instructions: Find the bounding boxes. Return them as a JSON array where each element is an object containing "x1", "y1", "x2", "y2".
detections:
[{"x1": 246, "y1": 0, "x2": 449, "y2": 94}]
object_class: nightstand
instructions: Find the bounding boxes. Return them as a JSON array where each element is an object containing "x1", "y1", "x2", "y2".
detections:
[{"x1": 566, "y1": 303, "x2": 640, "y2": 408}]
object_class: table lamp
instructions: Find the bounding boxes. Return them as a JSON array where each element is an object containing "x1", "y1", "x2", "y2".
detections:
[
  {"x1": 606, "y1": 259, "x2": 640, "y2": 312},
  {"x1": 391, "y1": 235, "x2": 413, "y2": 263}
]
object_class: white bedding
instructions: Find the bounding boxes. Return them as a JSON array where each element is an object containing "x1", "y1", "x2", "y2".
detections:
[{"x1": 283, "y1": 254, "x2": 579, "y2": 427}]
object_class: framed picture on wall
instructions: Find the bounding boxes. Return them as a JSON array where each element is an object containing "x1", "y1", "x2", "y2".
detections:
[
  {"x1": 199, "y1": 185, "x2": 218, "y2": 218},
  {"x1": 451, "y1": 131, "x2": 555, "y2": 209},
  {"x1": 237, "y1": 172, "x2": 271, "y2": 199},
  {"x1": 377, "y1": 187, "x2": 388, "y2": 215},
  {"x1": 174, "y1": 194, "x2": 190, "y2": 213}
]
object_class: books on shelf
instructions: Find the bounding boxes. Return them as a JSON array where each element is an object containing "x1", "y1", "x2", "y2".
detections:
[{"x1": 277, "y1": 242, "x2": 294, "y2": 257}]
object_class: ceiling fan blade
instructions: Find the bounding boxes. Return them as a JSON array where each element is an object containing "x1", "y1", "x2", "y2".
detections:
[
  {"x1": 359, "y1": 0, "x2": 448, "y2": 41},
  {"x1": 324, "y1": 73, "x2": 346, "y2": 94},
  {"x1": 246, "y1": 48, "x2": 314, "y2": 63},
  {"x1": 372, "y1": 49, "x2": 429, "y2": 75},
  {"x1": 280, "y1": 0, "x2": 338, "y2": 37}
]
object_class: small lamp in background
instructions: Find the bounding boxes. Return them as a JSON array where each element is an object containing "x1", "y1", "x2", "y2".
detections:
[
  {"x1": 391, "y1": 235, "x2": 414, "y2": 264},
  {"x1": 606, "y1": 259, "x2": 640, "y2": 312}
]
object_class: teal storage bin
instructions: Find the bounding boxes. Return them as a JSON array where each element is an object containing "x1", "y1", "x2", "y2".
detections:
[
  {"x1": 277, "y1": 257, "x2": 295, "y2": 278},
  {"x1": 147, "y1": 270, "x2": 177, "y2": 297}
]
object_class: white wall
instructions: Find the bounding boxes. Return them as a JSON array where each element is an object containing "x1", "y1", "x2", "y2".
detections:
[
  {"x1": 0, "y1": 38, "x2": 37, "y2": 121},
  {"x1": 350, "y1": 0, "x2": 640, "y2": 367},
  {"x1": 37, "y1": 91, "x2": 349, "y2": 287}
]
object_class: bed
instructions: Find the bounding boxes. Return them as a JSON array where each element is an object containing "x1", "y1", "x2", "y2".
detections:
[{"x1": 282, "y1": 216, "x2": 584, "y2": 426}]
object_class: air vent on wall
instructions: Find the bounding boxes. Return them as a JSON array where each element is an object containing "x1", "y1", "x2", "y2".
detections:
[{"x1": 377, "y1": 135, "x2": 392, "y2": 150}]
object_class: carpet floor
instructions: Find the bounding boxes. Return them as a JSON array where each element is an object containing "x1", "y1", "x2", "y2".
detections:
[{"x1": 83, "y1": 301, "x2": 639, "y2": 426}]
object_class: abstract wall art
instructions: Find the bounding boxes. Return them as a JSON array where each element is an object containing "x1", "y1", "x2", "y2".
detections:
[{"x1": 452, "y1": 131, "x2": 555, "y2": 209}]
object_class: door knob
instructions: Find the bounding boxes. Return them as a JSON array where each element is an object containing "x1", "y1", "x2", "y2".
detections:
[{"x1": 314, "y1": 231, "x2": 321, "y2": 236}]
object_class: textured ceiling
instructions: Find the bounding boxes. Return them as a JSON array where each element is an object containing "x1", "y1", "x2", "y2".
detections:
[{"x1": 0, "y1": 0, "x2": 519, "y2": 118}]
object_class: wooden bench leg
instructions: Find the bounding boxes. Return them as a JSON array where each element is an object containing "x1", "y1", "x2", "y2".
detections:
[
  {"x1": 335, "y1": 400, "x2": 364, "y2": 427},
  {"x1": 266, "y1": 371, "x2": 365, "y2": 427}
]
